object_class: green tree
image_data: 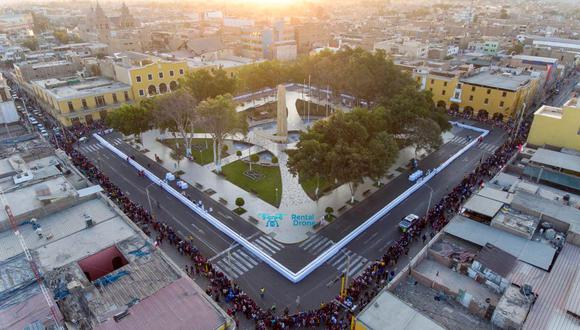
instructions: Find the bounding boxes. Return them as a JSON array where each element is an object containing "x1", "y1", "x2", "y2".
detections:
[
  {"x1": 249, "y1": 153, "x2": 259, "y2": 171},
  {"x1": 235, "y1": 197, "x2": 245, "y2": 209},
  {"x1": 105, "y1": 103, "x2": 152, "y2": 139},
  {"x1": 197, "y1": 94, "x2": 247, "y2": 172},
  {"x1": 288, "y1": 110, "x2": 399, "y2": 203},
  {"x1": 31, "y1": 12, "x2": 50, "y2": 33},
  {"x1": 271, "y1": 156, "x2": 278, "y2": 164},
  {"x1": 406, "y1": 118, "x2": 443, "y2": 158},
  {"x1": 324, "y1": 207, "x2": 334, "y2": 221},
  {"x1": 22, "y1": 37, "x2": 38, "y2": 51},
  {"x1": 181, "y1": 68, "x2": 237, "y2": 101},
  {"x1": 500, "y1": 8, "x2": 509, "y2": 19},
  {"x1": 170, "y1": 148, "x2": 185, "y2": 168},
  {"x1": 508, "y1": 42, "x2": 524, "y2": 55},
  {"x1": 236, "y1": 150, "x2": 242, "y2": 159},
  {"x1": 53, "y1": 30, "x2": 69, "y2": 44},
  {"x1": 153, "y1": 90, "x2": 199, "y2": 157}
]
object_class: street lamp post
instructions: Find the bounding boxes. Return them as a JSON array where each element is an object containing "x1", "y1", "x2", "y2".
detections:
[
  {"x1": 145, "y1": 182, "x2": 157, "y2": 216},
  {"x1": 275, "y1": 187, "x2": 278, "y2": 204},
  {"x1": 339, "y1": 249, "x2": 351, "y2": 298},
  {"x1": 424, "y1": 184, "x2": 434, "y2": 222}
]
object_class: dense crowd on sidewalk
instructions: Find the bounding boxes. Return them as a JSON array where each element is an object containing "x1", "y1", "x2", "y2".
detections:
[{"x1": 11, "y1": 77, "x2": 532, "y2": 329}]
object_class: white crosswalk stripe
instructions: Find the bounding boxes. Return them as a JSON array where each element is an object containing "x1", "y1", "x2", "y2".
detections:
[
  {"x1": 210, "y1": 236, "x2": 282, "y2": 279},
  {"x1": 300, "y1": 235, "x2": 334, "y2": 254},
  {"x1": 112, "y1": 138, "x2": 123, "y2": 145},
  {"x1": 327, "y1": 249, "x2": 372, "y2": 278},
  {"x1": 448, "y1": 135, "x2": 498, "y2": 153}
]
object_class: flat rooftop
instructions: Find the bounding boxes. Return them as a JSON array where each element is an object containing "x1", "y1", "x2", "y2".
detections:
[
  {"x1": 0, "y1": 198, "x2": 133, "y2": 268},
  {"x1": 356, "y1": 289, "x2": 444, "y2": 330},
  {"x1": 534, "y1": 104, "x2": 563, "y2": 119},
  {"x1": 460, "y1": 71, "x2": 531, "y2": 91},
  {"x1": 529, "y1": 148, "x2": 580, "y2": 173},
  {"x1": 32, "y1": 77, "x2": 130, "y2": 101},
  {"x1": 512, "y1": 54, "x2": 558, "y2": 64}
]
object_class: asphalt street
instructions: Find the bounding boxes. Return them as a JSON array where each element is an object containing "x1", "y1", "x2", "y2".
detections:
[
  {"x1": 75, "y1": 123, "x2": 506, "y2": 310},
  {"x1": 11, "y1": 70, "x2": 577, "y2": 312}
]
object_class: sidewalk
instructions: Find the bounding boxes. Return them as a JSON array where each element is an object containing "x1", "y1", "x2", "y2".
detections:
[{"x1": 133, "y1": 91, "x2": 461, "y2": 244}]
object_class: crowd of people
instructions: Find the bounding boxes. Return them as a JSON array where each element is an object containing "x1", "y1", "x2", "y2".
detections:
[
  {"x1": 50, "y1": 114, "x2": 531, "y2": 329},
  {"x1": 11, "y1": 75, "x2": 534, "y2": 329}
]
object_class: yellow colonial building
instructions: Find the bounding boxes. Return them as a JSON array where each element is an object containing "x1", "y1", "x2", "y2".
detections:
[
  {"x1": 527, "y1": 98, "x2": 580, "y2": 151},
  {"x1": 100, "y1": 52, "x2": 189, "y2": 100},
  {"x1": 411, "y1": 67, "x2": 539, "y2": 121},
  {"x1": 31, "y1": 76, "x2": 133, "y2": 126}
]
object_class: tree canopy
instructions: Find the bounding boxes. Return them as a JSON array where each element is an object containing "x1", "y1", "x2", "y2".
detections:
[
  {"x1": 153, "y1": 90, "x2": 199, "y2": 157},
  {"x1": 197, "y1": 94, "x2": 247, "y2": 172},
  {"x1": 105, "y1": 102, "x2": 152, "y2": 137},
  {"x1": 287, "y1": 109, "x2": 399, "y2": 203},
  {"x1": 181, "y1": 68, "x2": 237, "y2": 102}
]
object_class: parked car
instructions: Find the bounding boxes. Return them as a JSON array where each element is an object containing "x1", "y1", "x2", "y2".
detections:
[{"x1": 399, "y1": 214, "x2": 419, "y2": 232}]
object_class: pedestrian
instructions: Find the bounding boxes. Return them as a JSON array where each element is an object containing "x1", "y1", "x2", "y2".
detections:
[
  {"x1": 422, "y1": 234, "x2": 427, "y2": 244},
  {"x1": 259, "y1": 287, "x2": 265, "y2": 298}
]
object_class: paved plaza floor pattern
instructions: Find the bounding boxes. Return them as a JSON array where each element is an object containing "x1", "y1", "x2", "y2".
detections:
[
  {"x1": 448, "y1": 135, "x2": 498, "y2": 153},
  {"x1": 210, "y1": 235, "x2": 284, "y2": 280}
]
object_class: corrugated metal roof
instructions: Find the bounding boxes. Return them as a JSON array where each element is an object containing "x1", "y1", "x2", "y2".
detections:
[
  {"x1": 95, "y1": 277, "x2": 226, "y2": 330},
  {"x1": 521, "y1": 244, "x2": 580, "y2": 330},
  {"x1": 530, "y1": 148, "x2": 580, "y2": 173},
  {"x1": 445, "y1": 216, "x2": 556, "y2": 270},
  {"x1": 477, "y1": 244, "x2": 517, "y2": 278},
  {"x1": 565, "y1": 269, "x2": 580, "y2": 318}
]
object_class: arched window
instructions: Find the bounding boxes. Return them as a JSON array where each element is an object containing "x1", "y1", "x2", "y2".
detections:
[
  {"x1": 148, "y1": 85, "x2": 157, "y2": 96},
  {"x1": 169, "y1": 80, "x2": 178, "y2": 91},
  {"x1": 159, "y1": 83, "x2": 168, "y2": 94}
]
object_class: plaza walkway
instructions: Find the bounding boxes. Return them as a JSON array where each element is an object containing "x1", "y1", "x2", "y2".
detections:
[{"x1": 136, "y1": 91, "x2": 458, "y2": 243}]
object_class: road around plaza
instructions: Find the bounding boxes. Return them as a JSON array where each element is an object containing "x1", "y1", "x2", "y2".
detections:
[
  {"x1": 75, "y1": 122, "x2": 506, "y2": 310},
  {"x1": 12, "y1": 71, "x2": 577, "y2": 313}
]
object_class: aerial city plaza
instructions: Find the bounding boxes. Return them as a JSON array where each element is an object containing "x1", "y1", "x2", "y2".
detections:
[{"x1": 0, "y1": 0, "x2": 579, "y2": 329}]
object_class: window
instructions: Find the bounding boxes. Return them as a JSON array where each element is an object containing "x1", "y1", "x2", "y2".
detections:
[
  {"x1": 112, "y1": 93, "x2": 118, "y2": 103},
  {"x1": 179, "y1": 69, "x2": 184, "y2": 75},
  {"x1": 95, "y1": 95, "x2": 106, "y2": 107},
  {"x1": 442, "y1": 90, "x2": 446, "y2": 95},
  {"x1": 484, "y1": 98, "x2": 489, "y2": 104},
  {"x1": 429, "y1": 88, "x2": 433, "y2": 92},
  {"x1": 431, "y1": 79, "x2": 434, "y2": 84},
  {"x1": 487, "y1": 89, "x2": 491, "y2": 94},
  {"x1": 500, "y1": 101, "x2": 504, "y2": 107},
  {"x1": 471, "y1": 86, "x2": 476, "y2": 92},
  {"x1": 82, "y1": 99, "x2": 88, "y2": 109},
  {"x1": 67, "y1": 101, "x2": 74, "y2": 112},
  {"x1": 169, "y1": 70, "x2": 174, "y2": 77},
  {"x1": 159, "y1": 72, "x2": 164, "y2": 79},
  {"x1": 136, "y1": 75, "x2": 142, "y2": 83},
  {"x1": 147, "y1": 73, "x2": 153, "y2": 81},
  {"x1": 502, "y1": 91, "x2": 507, "y2": 97},
  {"x1": 124, "y1": 91, "x2": 130, "y2": 101},
  {"x1": 469, "y1": 95, "x2": 473, "y2": 101},
  {"x1": 139, "y1": 89, "x2": 145, "y2": 96},
  {"x1": 443, "y1": 81, "x2": 448, "y2": 87}
]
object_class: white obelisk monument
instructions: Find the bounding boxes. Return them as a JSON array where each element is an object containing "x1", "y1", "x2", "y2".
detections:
[{"x1": 276, "y1": 84, "x2": 288, "y2": 142}]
